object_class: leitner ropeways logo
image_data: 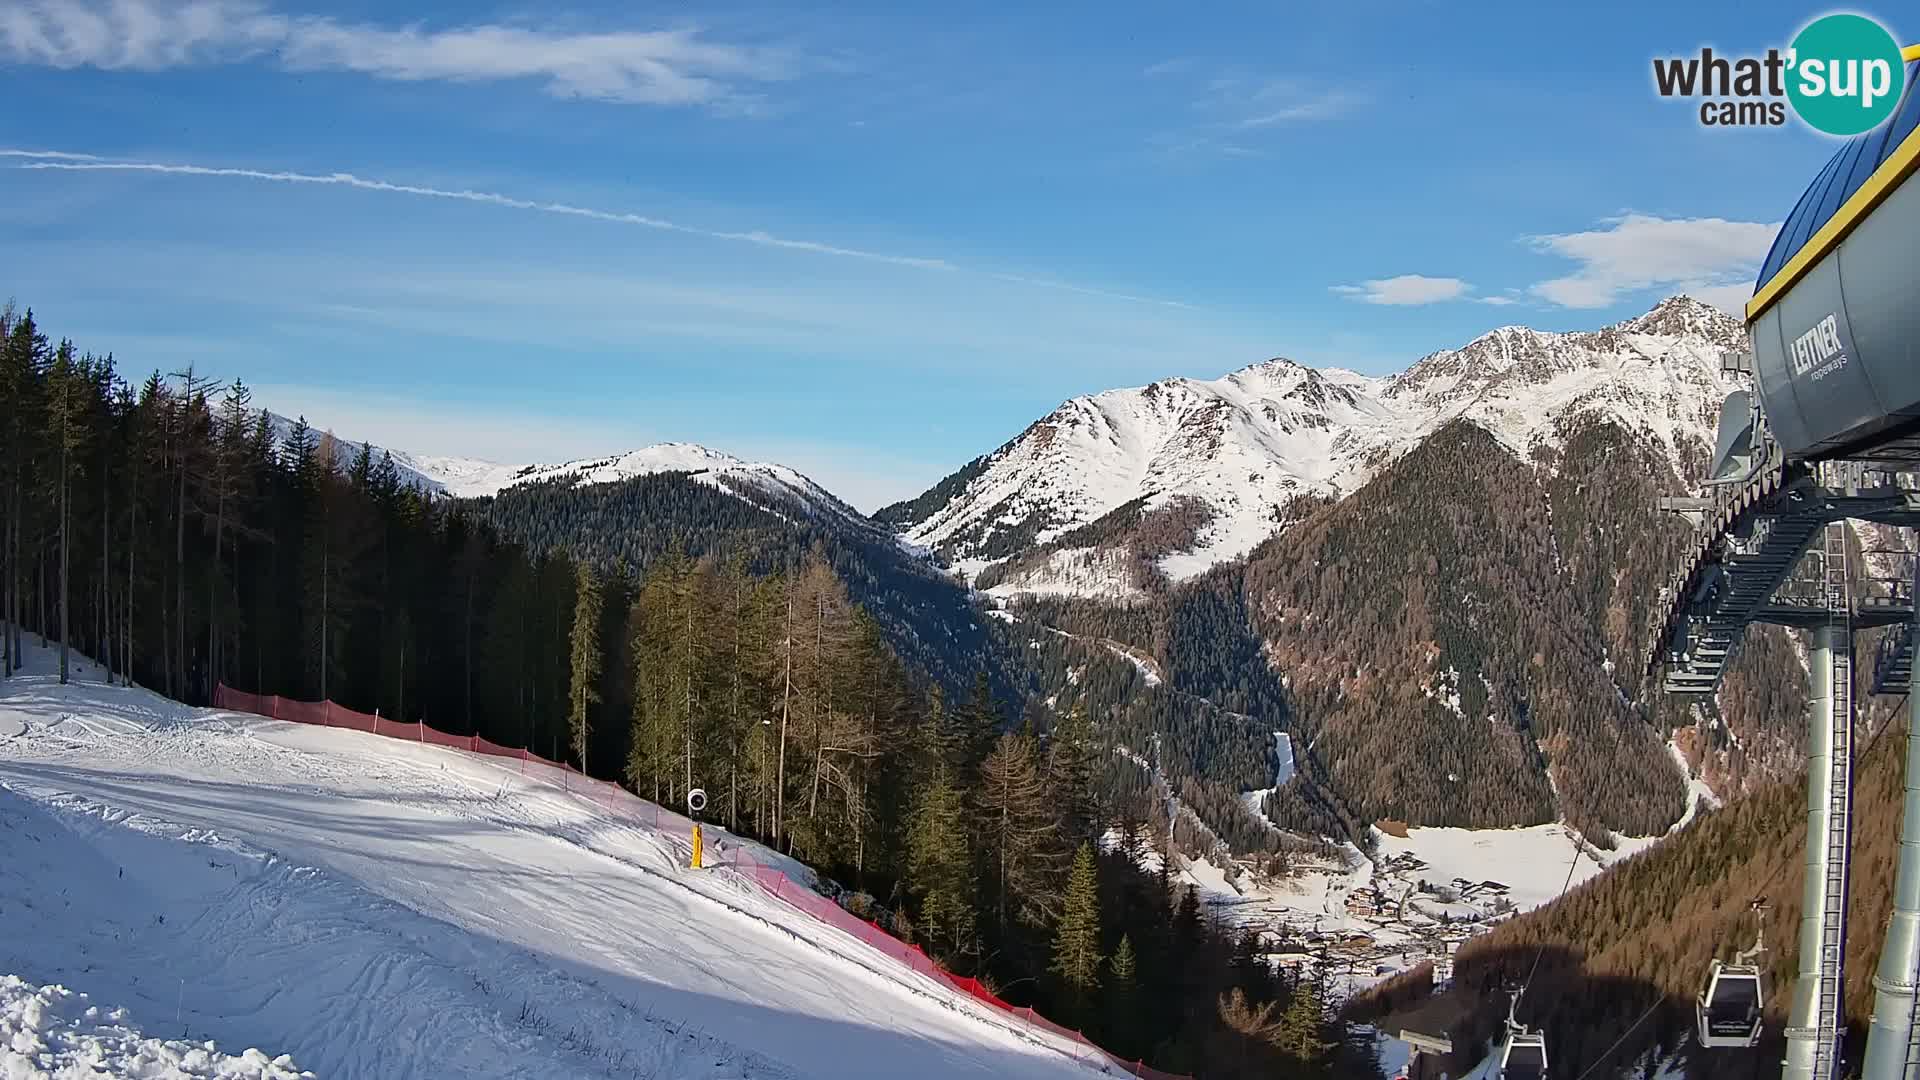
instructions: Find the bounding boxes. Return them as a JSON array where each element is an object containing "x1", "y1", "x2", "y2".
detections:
[{"x1": 1653, "y1": 12, "x2": 1909, "y2": 135}]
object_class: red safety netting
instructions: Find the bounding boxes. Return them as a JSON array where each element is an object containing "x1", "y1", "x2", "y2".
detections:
[{"x1": 211, "y1": 684, "x2": 1188, "y2": 1080}]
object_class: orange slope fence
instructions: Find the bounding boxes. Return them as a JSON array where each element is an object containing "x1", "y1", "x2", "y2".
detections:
[{"x1": 212, "y1": 684, "x2": 1188, "y2": 1080}]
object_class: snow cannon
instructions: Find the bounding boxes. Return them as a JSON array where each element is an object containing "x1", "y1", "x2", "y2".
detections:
[{"x1": 687, "y1": 788, "x2": 707, "y2": 869}]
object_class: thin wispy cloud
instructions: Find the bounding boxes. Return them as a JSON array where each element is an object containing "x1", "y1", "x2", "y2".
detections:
[
  {"x1": 1235, "y1": 89, "x2": 1366, "y2": 129},
  {"x1": 0, "y1": 0, "x2": 796, "y2": 108},
  {"x1": 1148, "y1": 66, "x2": 1367, "y2": 158},
  {"x1": 11, "y1": 151, "x2": 1190, "y2": 308},
  {"x1": 1524, "y1": 213, "x2": 1779, "y2": 313}
]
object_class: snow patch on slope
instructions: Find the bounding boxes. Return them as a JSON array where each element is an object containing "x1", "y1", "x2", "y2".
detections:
[{"x1": 0, "y1": 975, "x2": 313, "y2": 1079}]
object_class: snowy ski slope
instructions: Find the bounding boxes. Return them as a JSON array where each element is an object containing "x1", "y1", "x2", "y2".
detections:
[{"x1": 0, "y1": 646, "x2": 1112, "y2": 1079}]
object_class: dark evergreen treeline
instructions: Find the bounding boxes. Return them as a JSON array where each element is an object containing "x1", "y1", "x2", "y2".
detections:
[
  {"x1": 0, "y1": 305, "x2": 1378, "y2": 1080},
  {"x1": 477, "y1": 471, "x2": 1029, "y2": 706}
]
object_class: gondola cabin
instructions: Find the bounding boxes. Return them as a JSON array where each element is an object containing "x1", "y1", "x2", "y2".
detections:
[{"x1": 1696, "y1": 959, "x2": 1764, "y2": 1049}]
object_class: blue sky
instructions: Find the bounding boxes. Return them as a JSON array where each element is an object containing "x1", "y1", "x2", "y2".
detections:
[{"x1": 0, "y1": 0, "x2": 1892, "y2": 508}]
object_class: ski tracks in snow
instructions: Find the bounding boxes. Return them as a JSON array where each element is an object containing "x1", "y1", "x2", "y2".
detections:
[{"x1": 0, "y1": 663, "x2": 1109, "y2": 1080}]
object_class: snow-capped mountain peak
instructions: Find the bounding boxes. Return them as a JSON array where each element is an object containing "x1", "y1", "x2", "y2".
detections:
[
  {"x1": 261, "y1": 414, "x2": 861, "y2": 528},
  {"x1": 887, "y1": 295, "x2": 1745, "y2": 599},
  {"x1": 467, "y1": 441, "x2": 864, "y2": 525}
]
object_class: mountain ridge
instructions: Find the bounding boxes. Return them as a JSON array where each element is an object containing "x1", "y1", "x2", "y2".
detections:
[
  {"x1": 262, "y1": 412, "x2": 873, "y2": 535},
  {"x1": 884, "y1": 294, "x2": 1744, "y2": 600}
]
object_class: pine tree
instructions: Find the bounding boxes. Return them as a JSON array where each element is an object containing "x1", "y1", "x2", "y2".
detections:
[
  {"x1": 1108, "y1": 933, "x2": 1139, "y2": 1053},
  {"x1": 207, "y1": 377, "x2": 254, "y2": 692},
  {"x1": 1047, "y1": 701, "x2": 1101, "y2": 845},
  {"x1": 958, "y1": 670, "x2": 1000, "y2": 778},
  {"x1": 46, "y1": 341, "x2": 87, "y2": 684},
  {"x1": 908, "y1": 766, "x2": 976, "y2": 963},
  {"x1": 1052, "y1": 841, "x2": 1103, "y2": 996},
  {"x1": 568, "y1": 561, "x2": 603, "y2": 775},
  {"x1": 1276, "y1": 978, "x2": 1334, "y2": 1075}
]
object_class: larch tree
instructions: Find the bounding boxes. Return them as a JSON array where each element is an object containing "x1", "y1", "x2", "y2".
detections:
[{"x1": 976, "y1": 731, "x2": 1066, "y2": 932}]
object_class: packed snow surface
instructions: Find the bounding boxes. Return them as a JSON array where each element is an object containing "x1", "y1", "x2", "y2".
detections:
[
  {"x1": 0, "y1": 647, "x2": 1107, "y2": 1080},
  {"x1": 0, "y1": 974, "x2": 313, "y2": 1079}
]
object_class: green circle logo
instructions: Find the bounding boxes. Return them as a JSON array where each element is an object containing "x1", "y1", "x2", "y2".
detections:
[{"x1": 1787, "y1": 14, "x2": 1907, "y2": 136}]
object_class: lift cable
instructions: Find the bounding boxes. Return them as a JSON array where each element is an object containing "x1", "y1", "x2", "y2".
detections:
[
  {"x1": 1750, "y1": 691, "x2": 1908, "y2": 900},
  {"x1": 1515, "y1": 834, "x2": 1586, "y2": 1007},
  {"x1": 1569, "y1": 996, "x2": 1667, "y2": 1080}
]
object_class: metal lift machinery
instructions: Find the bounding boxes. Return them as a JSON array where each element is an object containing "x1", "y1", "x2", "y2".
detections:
[{"x1": 1651, "y1": 45, "x2": 1920, "y2": 1080}]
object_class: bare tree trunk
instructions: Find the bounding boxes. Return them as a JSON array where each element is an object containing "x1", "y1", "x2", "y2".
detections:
[
  {"x1": 806, "y1": 592, "x2": 825, "y2": 821},
  {"x1": 464, "y1": 568, "x2": 473, "y2": 730},
  {"x1": 776, "y1": 597, "x2": 792, "y2": 847},
  {"x1": 684, "y1": 588, "x2": 695, "y2": 800},
  {"x1": 175, "y1": 431, "x2": 186, "y2": 700},
  {"x1": 126, "y1": 467, "x2": 138, "y2": 689},
  {"x1": 208, "y1": 477, "x2": 224, "y2": 695},
  {"x1": 730, "y1": 577, "x2": 742, "y2": 833},
  {"x1": 4, "y1": 480, "x2": 14, "y2": 677},
  {"x1": 320, "y1": 544, "x2": 329, "y2": 702},
  {"x1": 100, "y1": 471, "x2": 109, "y2": 682},
  {"x1": 57, "y1": 429, "x2": 68, "y2": 685}
]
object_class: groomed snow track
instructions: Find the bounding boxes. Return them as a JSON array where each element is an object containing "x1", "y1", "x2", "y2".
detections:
[{"x1": 0, "y1": 645, "x2": 1126, "y2": 1080}]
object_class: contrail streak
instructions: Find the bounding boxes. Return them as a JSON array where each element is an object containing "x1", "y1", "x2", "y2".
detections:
[{"x1": 11, "y1": 152, "x2": 1190, "y2": 307}]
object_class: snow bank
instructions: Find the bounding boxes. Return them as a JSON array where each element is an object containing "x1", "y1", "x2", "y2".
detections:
[{"x1": 0, "y1": 974, "x2": 312, "y2": 1079}]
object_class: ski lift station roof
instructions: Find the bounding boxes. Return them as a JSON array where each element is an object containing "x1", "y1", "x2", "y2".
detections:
[
  {"x1": 1751, "y1": 55, "x2": 1920, "y2": 313},
  {"x1": 1746, "y1": 49, "x2": 1920, "y2": 462}
]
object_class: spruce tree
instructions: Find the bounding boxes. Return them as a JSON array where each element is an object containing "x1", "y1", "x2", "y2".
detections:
[
  {"x1": 568, "y1": 561, "x2": 603, "y2": 775},
  {"x1": 1108, "y1": 933, "x2": 1139, "y2": 1053},
  {"x1": 1047, "y1": 701, "x2": 1101, "y2": 844},
  {"x1": 46, "y1": 341, "x2": 86, "y2": 684},
  {"x1": 1052, "y1": 841, "x2": 1104, "y2": 996},
  {"x1": 959, "y1": 670, "x2": 1000, "y2": 778},
  {"x1": 907, "y1": 766, "x2": 976, "y2": 963},
  {"x1": 1276, "y1": 978, "x2": 1334, "y2": 1075}
]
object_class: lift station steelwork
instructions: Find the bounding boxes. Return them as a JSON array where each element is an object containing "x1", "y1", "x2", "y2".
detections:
[{"x1": 1649, "y1": 48, "x2": 1920, "y2": 1080}]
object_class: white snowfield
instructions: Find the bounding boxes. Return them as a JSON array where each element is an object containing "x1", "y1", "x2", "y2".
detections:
[
  {"x1": 1, "y1": 974, "x2": 314, "y2": 1079},
  {"x1": 0, "y1": 647, "x2": 1113, "y2": 1080}
]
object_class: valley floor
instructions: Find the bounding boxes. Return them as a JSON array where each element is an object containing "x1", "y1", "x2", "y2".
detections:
[{"x1": 0, "y1": 645, "x2": 1110, "y2": 1080}]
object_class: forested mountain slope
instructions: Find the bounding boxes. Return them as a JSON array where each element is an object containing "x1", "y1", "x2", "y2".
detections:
[
  {"x1": 1357, "y1": 687, "x2": 1913, "y2": 1079},
  {"x1": 470, "y1": 472, "x2": 1019, "y2": 702}
]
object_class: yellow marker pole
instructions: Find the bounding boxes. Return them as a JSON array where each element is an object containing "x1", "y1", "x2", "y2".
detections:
[{"x1": 692, "y1": 823, "x2": 704, "y2": 869}]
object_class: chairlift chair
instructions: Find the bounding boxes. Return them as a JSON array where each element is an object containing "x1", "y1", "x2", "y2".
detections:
[
  {"x1": 1494, "y1": 992, "x2": 1548, "y2": 1080},
  {"x1": 1495, "y1": 1024, "x2": 1548, "y2": 1080},
  {"x1": 1695, "y1": 901, "x2": 1767, "y2": 1050}
]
